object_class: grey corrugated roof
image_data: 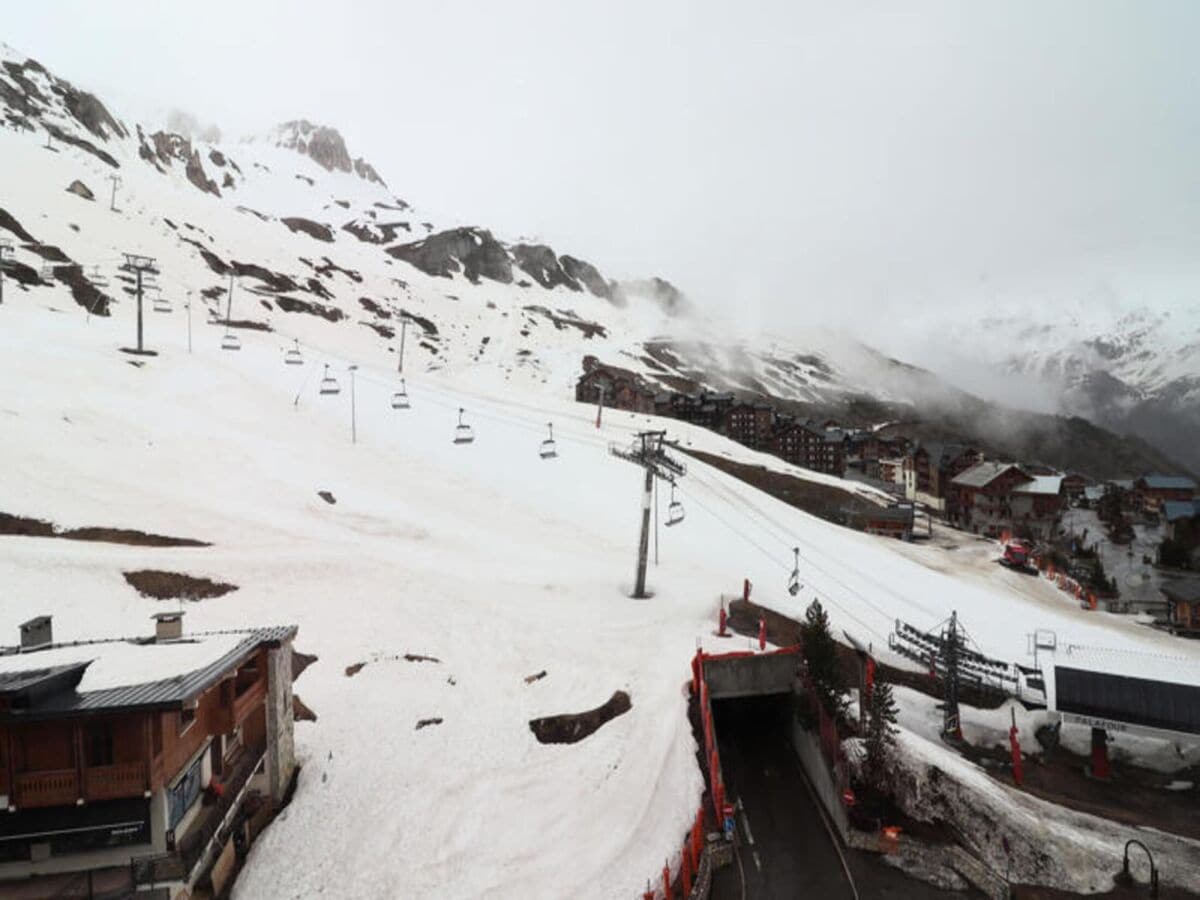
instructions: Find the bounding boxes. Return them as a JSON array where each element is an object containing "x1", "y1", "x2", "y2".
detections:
[
  {"x1": 951, "y1": 461, "x2": 1026, "y2": 489},
  {"x1": 0, "y1": 626, "x2": 296, "y2": 722},
  {"x1": 1162, "y1": 500, "x2": 1200, "y2": 522},
  {"x1": 1055, "y1": 665, "x2": 1200, "y2": 735},
  {"x1": 0, "y1": 662, "x2": 87, "y2": 694},
  {"x1": 1162, "y1": 579, "x2": 1200, "y2": 604},
  {"x1": 1141, "y1": 475, "x2": 1197, "y2": 491}
]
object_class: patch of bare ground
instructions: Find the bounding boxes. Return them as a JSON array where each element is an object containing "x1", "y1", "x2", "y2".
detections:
[
  {"x1": 343, "y1": 652, "x2": 441, "y2": 677},
  {"x1": 122, "y1": 569, "x2": 237, "y2": 601},
  {"x1": 292, "y1": 650, "x2": 317, "y2": 680},
  {"x1": 415, "y1": 717, "x2": 443, "y2": 730},
  {"x1": 0, "y1": 512, "x2": 209, "y2": 547},
  {"x1": 293, "y1": 695, "x2": 318, "y2": 722},
  {"x1": 317, "y1": 491, "x2": 336, "y2": 504},
  {"x1": 529, "y1": 690, "x2": 631, "y2": 744}
]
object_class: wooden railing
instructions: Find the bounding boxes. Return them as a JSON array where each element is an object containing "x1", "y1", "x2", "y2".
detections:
[
  {"x1": 16, "y1": 769, "x2": 79, "y2": 807},
  {"x1": 86, "y1": 760, "x2": 148, "y2": 801},
  {"x1": 232, "y1": 680, "x2": 266, "y2": 724}
]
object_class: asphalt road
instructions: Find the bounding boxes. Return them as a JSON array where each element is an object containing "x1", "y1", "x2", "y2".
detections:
[{"x1": 710, "y1": 695, "x2": 977, "y2": 900}]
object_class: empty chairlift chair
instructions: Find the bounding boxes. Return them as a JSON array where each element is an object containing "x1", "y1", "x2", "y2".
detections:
[
  {"x1": 539, "y1": 422, "x2": 557, "y2": 459},
  {"x1": 453, "y1": 408, "x2": 475, "y2": 445},
  {"x1": 152, "y1": 288, "x2": 172, "y2": 314},
  {"x1": 391, "y1": 378, "x2": 410, "y2": 410},
  {"x1": 787, "y1": 547, "x2": 802, "y2": 596},
  {"x1": 319, "y1": 364, "x2": 341, "y2": 396},
  {"x1": 221, "y1": 329, "x2": 241, "y2": 351},
  {"x1": 88, "y1": 266, "x2": 109, "y2": 288},
  {"x1": 665, "y1": 483, "x2": 685, "y2": 527},
  {"x1": 284, "y1": 339, "x2": 303, "y2": 366}
]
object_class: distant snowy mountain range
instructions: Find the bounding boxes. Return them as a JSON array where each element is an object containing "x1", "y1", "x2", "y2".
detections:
[
  {"x1": 0, "y1": 41, "x2": 1190, "y2": 476},
  {"x1": 948, "y1": 306, "x2": 1200, "y2": 474}
]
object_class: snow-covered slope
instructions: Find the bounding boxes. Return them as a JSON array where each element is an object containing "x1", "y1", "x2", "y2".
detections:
[
  {"x1": 4, "y1": 41, "x2": 1199, "y2": 898},
  {"x1": 0, "y1": 41, "x2": 976, "y2": 415}
]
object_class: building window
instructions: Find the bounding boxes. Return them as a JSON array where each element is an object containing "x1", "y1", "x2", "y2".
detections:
[
  {"x1": 168, "y1": 754, "x2": 203, "y2": 829},
  {"x1": 87, "y1": 722, "x2": 114, "y2": 767}
]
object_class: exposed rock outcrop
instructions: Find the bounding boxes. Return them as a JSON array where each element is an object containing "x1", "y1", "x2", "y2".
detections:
[
  {"x1": 65, "y1": 179, "x2": 94, "y2": 201},
  {"x1": 388, "y1": 227, "x2": 512, "y2": 284},
  {"x1": 560, "y1": 255, "x2": 614, "y2": 300},
  {"x1": 281, "y1": 217, "x2": 334, "y2": 243},
  {"x1": 268, "y1": 120, "x2": 387, "y2": 187},
  {"x1": 512, "y1": 243, "x2": 579, "y2": 292}
]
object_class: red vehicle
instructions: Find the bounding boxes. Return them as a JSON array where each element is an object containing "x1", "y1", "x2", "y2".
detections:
[{"x1": 999, "y1": 540, "x2": 1036, "y2": 574}]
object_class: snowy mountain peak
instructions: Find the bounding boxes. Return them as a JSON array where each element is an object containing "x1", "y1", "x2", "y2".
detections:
[{"x1": 261, "y1": 119, "x2": 386, "y2": 188}]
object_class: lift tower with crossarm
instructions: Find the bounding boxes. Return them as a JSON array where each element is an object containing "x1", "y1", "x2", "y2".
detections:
[{"x1": 610, "y1": 431, "x2": 686, "y2": 599}]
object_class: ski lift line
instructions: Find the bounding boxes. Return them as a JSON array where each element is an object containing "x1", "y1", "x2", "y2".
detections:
[
  {"x1": 686, "y1": 466, "x2": 941, "y2": 622},
  {"x1": 683, "y1": 467, "x2": 926, "y2": 629},
  {"x1": 681, "y1": 485, "x2": 890, "y2": 646}
]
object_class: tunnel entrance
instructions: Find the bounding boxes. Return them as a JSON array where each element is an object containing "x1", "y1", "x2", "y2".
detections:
[{"x1": 708, "y1": 693, "x2": 855, "y2": 899}]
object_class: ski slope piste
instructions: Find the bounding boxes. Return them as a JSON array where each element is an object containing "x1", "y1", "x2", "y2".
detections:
[{"x1": 1, "y1": 39, "x2": 1198, "y2": 899}]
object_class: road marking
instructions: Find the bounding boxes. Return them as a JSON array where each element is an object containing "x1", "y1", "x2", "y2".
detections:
[{"x1": 752, "y1": 850, "x2": 763, "y2": 872}]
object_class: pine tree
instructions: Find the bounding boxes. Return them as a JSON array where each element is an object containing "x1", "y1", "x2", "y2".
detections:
[
  {"x1": 801, "y1": 599, "x2": 847, "y2": 719},
  {"x1": 863, "y1": 677, "x2": 899, "y2": 791}
]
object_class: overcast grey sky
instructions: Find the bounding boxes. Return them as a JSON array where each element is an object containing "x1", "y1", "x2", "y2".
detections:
[{"x1": 6, "y1": 1, "x2": 1200, "y2": 354}]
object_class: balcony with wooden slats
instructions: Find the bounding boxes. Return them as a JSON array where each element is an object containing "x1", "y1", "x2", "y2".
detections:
[{"x1": 85, "y1": 760, "x2": 148, "y2": 802}]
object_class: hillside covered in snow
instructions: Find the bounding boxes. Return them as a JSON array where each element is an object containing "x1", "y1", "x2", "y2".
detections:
[{"x1": 4, "y1": 41, "x2": 1200, "y2": 898}]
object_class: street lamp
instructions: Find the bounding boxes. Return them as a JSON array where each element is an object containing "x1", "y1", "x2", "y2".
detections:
[{"x1": 1113, "y1": 839, "x2": 1158, "y2": 897}]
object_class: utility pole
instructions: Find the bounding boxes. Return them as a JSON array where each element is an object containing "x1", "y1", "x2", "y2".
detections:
[
  {"x1": 595, "y1": 385, "x2": 608, "y2": 429},
  {"x1": 0, "y1": 238, "x2": 11, "y2": 305},
  {"x1": 108, "y1": 174, "x2": 121, "y2": 212},
  {"x1": 610, "y1": 431, "x2": 686, "y2": 598},
  {"x1": 942, "y1": 610, "x2": 961, "y2": 740},
  {"x1": 43, "y1": 127, "x2": 54, "y2": 151},
  {"x1": 120, "y1": 253, "x2": 159, "y2": 354},
  {"x1": 349, "y1": 365, "x2": 358, "y2": 443},
  {"x1": 397, "y1": 315, "x2": 409, "y2": 373},
  {"x1": 185, "y1": 298, "x2": 192, "y2": 353}
]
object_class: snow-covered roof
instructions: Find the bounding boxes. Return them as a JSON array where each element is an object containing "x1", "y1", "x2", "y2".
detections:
[
  {"x1": 1161, "y1": 579, "x2": 1200, "y2": 604},
  {"x1": 951, "y1": 461, "x2": 1026, "y2": 489},
  {"x1": 0, "y1": 627, "x2": 295, "y2": 718},
  {"x1": 1013, "y1": 475, "x2": 1063, "y2": 496}
]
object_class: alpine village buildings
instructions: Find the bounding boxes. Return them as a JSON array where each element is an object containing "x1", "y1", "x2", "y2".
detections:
[{"x1": 0, "y1": 613, "x2": 300, "y2": 899}]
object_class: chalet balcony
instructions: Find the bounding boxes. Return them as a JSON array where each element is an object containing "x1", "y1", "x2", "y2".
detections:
[
  {"x1": 86, "y1": 760, "x2": 149, "y2": 801},
  {"x1": 232, "y1": 679, "x2": 266, "y2": 724},
  {"x1": 13, "y1": 761, "x2": 149, "y2": 808},
  {"x1": 14, "y1": 769, "x2": 79, "y2": 808}
]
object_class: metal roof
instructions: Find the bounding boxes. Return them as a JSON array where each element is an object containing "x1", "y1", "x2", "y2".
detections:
[
  {"x1": 950, "y1": 461, "x2": 1026, "y2": 489},
  {"x1": 0, "y1": 626, "x2": 296, "y2": 722},
  {"x1": 1139, "y1": 475, "x2": 1198, "y2": 491},
  {"x1": 1162, "y1": 579, "x2": 1200, "y2": 604},
  {"x1": 1054, "y1": 665, "x2": 1200, "y2": 736},
  {"x1": 1162, "y1": 500, "x2": 1200, "y2": 522}
]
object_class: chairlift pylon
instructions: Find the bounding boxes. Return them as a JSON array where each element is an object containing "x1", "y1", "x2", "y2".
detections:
[
  {"x1": 665, "y1": 482, "x2": 685, "y2": 527},
  {"x1": 319, "y1": 364, "x2": 341, "y2": 396},
  {"x1": 453, "y1": 407, "x2": 475, "y2": 445},
  {"x1": 787, "y1": 546, "x2": 802, "y2": 596},
  {"x1": 539, "y1": 422, "x2": 557, "y2": 459},
  {"x1": 219, "y1": 274, "x2": 239, "y2": 350},
  {"x1": 284, "y1": 339, "x2": 303, "y2": 366},
  {"x1": 391, "y1": 377, "x2": 410, "y2": 410}
]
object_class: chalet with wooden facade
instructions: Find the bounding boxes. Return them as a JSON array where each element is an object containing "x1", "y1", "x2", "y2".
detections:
[
  {"x1": 948, "y1": 462, "x2": 1065, "y2": 538},
  {"x1": 1134, "y1": 475, "x2": 1198, "y2": 514},
  {"x1": 722, "y1": 402, "x2": 775, "y2": 451},
  {"x1": 905, "y1": 443, "x2": 981, "y2": 511},
  {"x1": 1162, "y1": 579, "x2": 1200, "y2": 637},
  {"x1": 574, "y1": 358, "x2": 656, "y2": 415},
  {"x1": 0, "y1": 613, "x2": 298, "y2": 900}
]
